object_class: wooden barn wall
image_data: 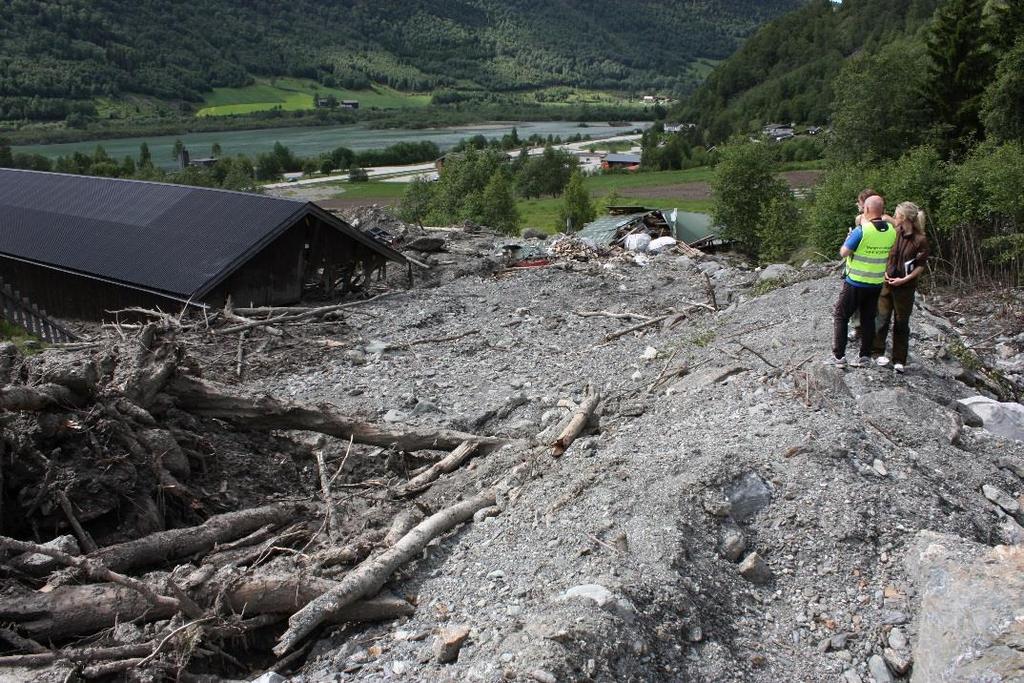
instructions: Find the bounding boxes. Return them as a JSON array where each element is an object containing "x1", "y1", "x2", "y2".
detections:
[{"x1": 0, "y1": 257, "x2": 186, "y2": 321}]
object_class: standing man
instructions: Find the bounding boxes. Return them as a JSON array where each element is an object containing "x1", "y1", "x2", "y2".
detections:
[{"x1": 828, "y1": 195, "x2": 897, "y2": 367}]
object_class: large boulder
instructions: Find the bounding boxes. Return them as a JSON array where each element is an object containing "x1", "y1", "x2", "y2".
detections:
[
  {"x1": 957, "y1": 396, "x2": 1024, "y2": 442},
  {"x1": 857, "y1": 388, "x2": 962, "y2": 446},
  {"x1": 906, "y1": 531, "x2": 1024, "y2": 682},
  {"x1": 757, "y1": 263, "x2": 797, "y2": 283}
]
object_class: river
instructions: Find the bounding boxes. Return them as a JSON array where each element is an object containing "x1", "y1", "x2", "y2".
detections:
[{"x1": 14, "y1": 121, "x2": 649, "y2": 170}]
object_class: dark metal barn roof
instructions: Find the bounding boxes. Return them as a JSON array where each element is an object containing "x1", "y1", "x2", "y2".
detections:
[{"x1": 0, "y1": 169, "x2": 404, "y2": 300}]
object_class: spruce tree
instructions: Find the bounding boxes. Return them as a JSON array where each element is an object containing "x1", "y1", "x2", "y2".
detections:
[
  {"x1": 924, "y1": 0, "x2": 995, "y2": 152},
  {"x1": 557, "y1": 170, "x2": 596, "y2": 233}
]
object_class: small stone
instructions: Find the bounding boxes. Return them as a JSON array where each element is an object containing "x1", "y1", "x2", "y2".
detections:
[
  {"x1": 392, "y1": 661, "x2": 409, "y2": 675},
  {"x1": 434, "y1": 625, "x2": 471, "y2": 664},
  {"x1": 887, "y1": 628, "x2": 908, "y2": 650},
  {"x1": 383, "y1": 409, "x2": 407, "y2": 423},
  {"x1": 529, "y1": 670, "x2": 557, "y2": 683},
  {"x1": 487, "y1": 570, "x2": 506, "y2": 581},
  {"x1": 473, "y1": 506, "x2": 501, "y2": 523},
  {"x1": 685, "y1": 625, "x2": 703, "y2": 642},
  {"x1": 831, "y1": 633, "x2": 849, "y2": 650},
  {"x1": 411, "y1": 399, "x2": 439, "y2": 416},
  {"x1": 982, "y1": 484, "x2": 1021, "y2": 515},
  {"x1": 738, "y1": 552, "x2": 773, "y2": 585},
  {"x1": 842, "y1": 669, "x2": 863, "y2": 683},
  {"x1": 880, "y1": 610, "x2": 908, "y2": 625},
  {"x1": 250, "y1": 673, "x2": 287, "y2": 683},
  {"x1": 872, "y1": 459, "x2": 888, "y2": 477},
  {"x1": 818, "y1": 638, "x2": 832, "y2": 653},
  {"x1": 344, "y1": 349, "x2": 367, "y2": 365},
  {"x1": 560, "y1": 584, "x2": 614, "y2": 607},
  {"x1": 500, "y1": 652, "x2": 514, "y2": 663},
  {"x1": 868, "y1": 654, "x2": 894, "y2": 682},
  {"x1": 883, "y1": 647, "x2": 912, "y2": 675},
  {"x1": 642, "y1": 346, "x2": 659, "y2": 361},
  {"x1": 702, "y1": 493, "x2": 732, "y2": 517},
  {"x1": 719, "y1": 527, "x2": 747, "y2": 562}
]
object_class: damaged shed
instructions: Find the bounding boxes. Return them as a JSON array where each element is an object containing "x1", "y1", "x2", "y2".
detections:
[
  {"x1": 0, "y1": 169, "x2": 406, "y2": 320},
  {"x1": 580, "y1": 206, "x2": 718, "y2": 250}
]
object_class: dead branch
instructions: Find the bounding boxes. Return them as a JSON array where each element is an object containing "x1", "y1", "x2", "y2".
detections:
[
  {"x1": 702, "y1": 271, "x2": 719, "y2": 311},
  {"x1": 576, "y1": 310, "x2": 654, "y2": 322},
  {"x1": 398, "y1": 440, "x2": 479, "y2": 496},
  {"x1": 735, "y1": 342, "x2": 779, "y2": 369},
  {"x1": 315, "y1": 447, "x2": 342, "y2": 544},
  {"x1": 551, "y1": 388, "x2": 601, "y2": 457},
  {"x1": 54, "y1": 489, "x2": 98, "y2": 553},
  {"x1": 274, "y1": 490, "x2": 497, "y2": 655},
  {"x1": 169, "y1": 374, "x2": 508, "y2": 452},
  {"x1": 310, "y1": 529, "x2": 385, "y2": 570},
  {"x1": 0, "y1": 627, "x2": 47, "y2": 654},
  {"x1": 602, "y1": 312, "x2": 676, "y2": 343},
  {"x1": 382, "y1": 509, "x2": 425, "y2": 547}
]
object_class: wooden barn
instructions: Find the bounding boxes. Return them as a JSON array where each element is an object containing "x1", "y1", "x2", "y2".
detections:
[{"x1": 0, "y1": 169, "x2": 407, "y2": 321}]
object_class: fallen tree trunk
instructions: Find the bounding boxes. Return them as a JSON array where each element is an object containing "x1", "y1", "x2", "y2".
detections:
[
  {"x1": 0, "y1": 576, "x2": 413, "y2": 640},
  {"x1": 0, "y1": 384, "x2": 84, "y2": 411},
  {"x1": 169, "y1": 375, "x2": 508, "y2": 453},
  {"x1": 87, "y1": 502, "x2": 309, "y2": 574},
  {"x1": 0, "y1": 642, "x2": 154, "y2": 668},
  {"x1": 275, "y1": 489, "x2": 497, "y2": 655}
]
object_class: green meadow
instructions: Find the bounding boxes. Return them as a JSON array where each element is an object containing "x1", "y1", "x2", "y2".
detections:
[{"x1": 197, "y1": 79, "x2": 431, "y2": 116}]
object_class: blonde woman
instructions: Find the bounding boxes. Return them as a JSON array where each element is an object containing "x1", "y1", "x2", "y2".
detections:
[{"x1": 873, "y1": 202, "x2": 929, "y2": 373}]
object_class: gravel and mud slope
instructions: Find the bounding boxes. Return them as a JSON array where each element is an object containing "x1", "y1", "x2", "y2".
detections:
[{"x1": 2, "y1": 228, "x2": 1023, "y2": 682}]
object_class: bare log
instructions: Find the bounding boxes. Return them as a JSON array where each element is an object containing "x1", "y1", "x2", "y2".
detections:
[
  {"x1": 55, "y1": 489, "x2": 98, "y2": 553},
  {"x1": 0, "y1": 642, "x2": 153, "y2": 668},
  {"x1": 576, "y1": 310, "x2": 653, "y2": 322},
  {"x1": 0, "y1": 384, "x2": 83, "y2": 411},
  {"x1": 398, "y1": 440, "x2": 479, "y2": 496},
  {"x1": 275, "y1": 490, "x2": 497, "y2": 655},
  {"x1": 551, "y1": 388, "x2": 601, "y2": 457},
  {"x1": 86, "y1": 502, "x2": 308, "y2": 574},
  {"x1": 0, "y1": 576, "x2": 412, "y2": 640},
  {"x1": 169, "y1": 375, "x2": 508, "y2": 452},
  {"x1": 0, "y1": 536, "x2": 192, "y2": 617},
  {"x1": 382, "y1": 509, "x2": 425, "y2": 547},
  {"x1": 310, "y1": 529, "x2": 385, "y2": 569}
]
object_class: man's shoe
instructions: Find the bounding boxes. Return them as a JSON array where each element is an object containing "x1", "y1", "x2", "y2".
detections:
[
  {"x1": 848, "y1": 356, "x2": 870, "y2": 368},
  {"x1": 893, "y1": 363, "x2": 905, "y2": 373},
  {"x1": 826, "y1": 355, "x2": 847, "y2": 368},
  {"x1": 876, "y1": 356, "x2": 891, "y2": 367}
]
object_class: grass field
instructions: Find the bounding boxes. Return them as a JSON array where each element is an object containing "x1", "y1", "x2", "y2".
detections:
[{"x1": 197, "y1": 79, "x2": 431, "y2": 117}]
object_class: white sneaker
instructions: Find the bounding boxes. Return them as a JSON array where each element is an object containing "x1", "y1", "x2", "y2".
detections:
[
  {"x1": 848, "y1": 356, "x2": 870, "y2": 368},
  {"x1": 826, "y1": 355, "x2": 847, "y2": 368},
  {"x1": 876, "y1": 356, "x2": 890, "y2": 367},
  {"x1": 893, "y1": 363, "x2": 905, "y2": 373}
]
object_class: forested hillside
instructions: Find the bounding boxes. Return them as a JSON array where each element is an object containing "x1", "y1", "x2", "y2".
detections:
[
  {"x1": 674, "y1": 0, "x2": 945, "y2": 140},
  {"x1": 0, "y1": 0, "x2": 803, "y2": 124}
]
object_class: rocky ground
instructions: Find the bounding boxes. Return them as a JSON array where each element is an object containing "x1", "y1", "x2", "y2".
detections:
[
  {"x1": 258, "y1": 228, "x2": 1024, "y2": 682},
  {"x1": 2, "y1": 223, "x2": 1023, "y2": 682}
]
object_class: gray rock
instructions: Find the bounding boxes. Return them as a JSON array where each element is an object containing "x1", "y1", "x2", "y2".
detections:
[
  {"x1": 382, "y1": 409, "x2": 408, "y2": 423},
  {"x1": 725, "y1": 472, "x2": 773, "y2": 523},
  {"x1": 883, "y1": 647, "x2": 912, "y2": 676},
  {"x1": 251, "y1": 673, "x2": 288, "y2": 683},
  {"x1": 11, "y1": 534, "x2": 80, "y2": 571},
  {"x1": 831, "y1": 633, "x2": 850, "y2": 650},
  {"x1": 868, "y1": 654, "x2": 893, "y2": 683},
  {"x1": 738, "y1": 552, "x2": 773, "y2": 585},
  {"x1": 998, "y1": 515, "x2": 1024, "y2": 545},
  {"x1": 758, "y1": 263, "x2": 797, "y2": 283},
  {"x1": 887, "y1": 628, "x2": 908, "y2": 650},
  {"x1": 842, "y1": 669, "x2": 863, "y2": 683},
  {"x1": 906, "y1": 531, "x2": 1024, "y2": 682},
  {"x1": 719, "y1": 526, "x2": 747, "y2": 562},
  {"x1": 411, "y1": 399, "x2": 440, "y2": 416},
  {"x1": 954, "y1": 400, "x2": 984, "y2": 427},
  {"x1": 433, "y1": 625, "x2": 471, "y2": 664},
  {"x1": 560, "y1": 584, "x2": 614, "y2": 607},
  {"x1": 982, "y1": 483, "x2": 1020, "y2": 515},
  {"x1": 998, "y1": 456, "x2": 1024, "y2": 480},
  {"x1": 957, "y1": 396, "x2": 1024, "y2": 442},
  {"x1": 528, "y1": 670, "x2": 557, "y2": 683},
  {"x1": 344, "y1": 349, "x2": 367, "y2": 365},
  {"x1": 880, "y1": 610, "x2": 909, "y2": 625},
  {"x1": 696, "y1": 261, "x2": 723, "y2": 275}
]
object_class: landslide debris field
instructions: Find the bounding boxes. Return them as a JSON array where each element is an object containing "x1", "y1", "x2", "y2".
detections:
[{"x1": 1, "y1": 223, "x2": 1023, "y2": 683}]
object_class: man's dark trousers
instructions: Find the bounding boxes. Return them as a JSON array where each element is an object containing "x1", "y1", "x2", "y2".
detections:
[{"x1": 832, "y1": 281, "x2": 881, "y2": 360}]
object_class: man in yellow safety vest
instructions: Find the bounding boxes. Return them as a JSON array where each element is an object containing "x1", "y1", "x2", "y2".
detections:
[{"x1": 828, "y1": 195, "x2": 897, "y2": 368}]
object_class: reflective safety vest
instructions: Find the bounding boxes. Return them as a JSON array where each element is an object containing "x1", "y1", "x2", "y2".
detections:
[{"x1": 847, "y1": 220, "x2": 897, "y2": 285}]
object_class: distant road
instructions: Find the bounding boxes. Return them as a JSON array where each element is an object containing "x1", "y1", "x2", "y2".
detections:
[{"x1": 261, "y1": 133, "x2": 643, "y2": 189}]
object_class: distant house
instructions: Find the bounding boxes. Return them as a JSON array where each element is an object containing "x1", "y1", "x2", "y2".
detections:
[
  {"x1": 0, "y1": 169, "x2": 407, "y2": 320},
  {"x1": 340, "y1": 100, "x2": 359, "y2": 110},
  {"x1": 601, "y1": 153, "x2": 642, "y2": 171},
  {"x1": 315, "y1": 96, "x2": 332, "y2": 108}
]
